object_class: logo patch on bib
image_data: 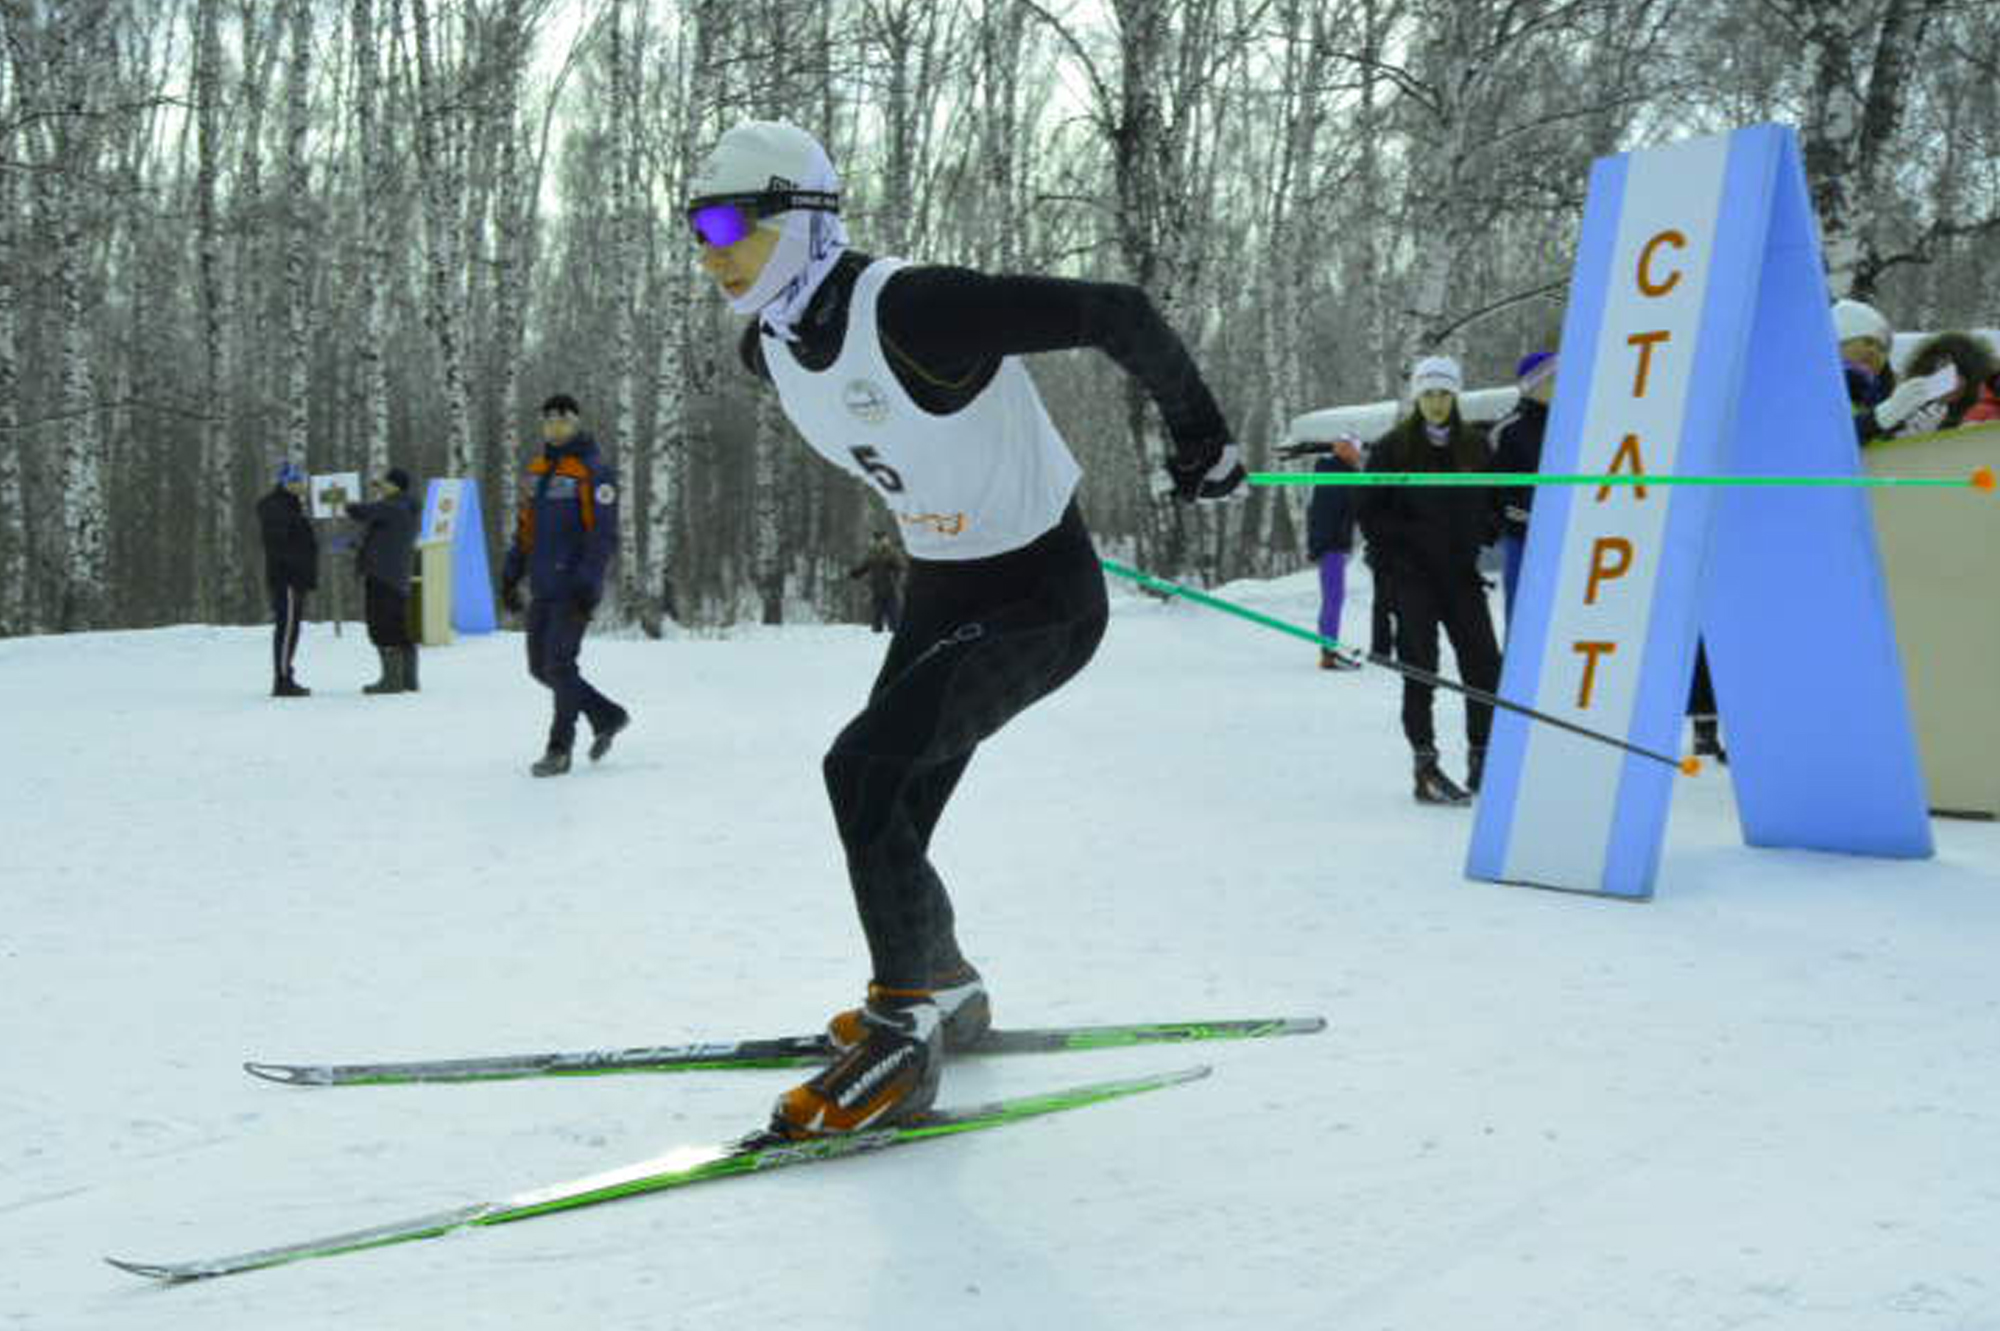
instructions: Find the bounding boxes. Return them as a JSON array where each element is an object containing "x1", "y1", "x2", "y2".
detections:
[{"x1": 842, "y1": 379, "x2": 891, "y2": 426}]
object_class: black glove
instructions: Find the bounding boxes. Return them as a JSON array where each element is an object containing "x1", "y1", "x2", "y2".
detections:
[
  {"x1": 573, "y1": 589, "x2": 600, "y2": 622},
  {"x1": 500, "y1": 579, "x2": 523, "y2": 614},
  {"x1": 1166, "y1": 443, "x2": 1246, "y2": 504}
]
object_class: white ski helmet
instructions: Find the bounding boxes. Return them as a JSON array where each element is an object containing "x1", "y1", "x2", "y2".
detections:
[{"x1": 686, "y1": 120, "x2": 847, "y2": 326}]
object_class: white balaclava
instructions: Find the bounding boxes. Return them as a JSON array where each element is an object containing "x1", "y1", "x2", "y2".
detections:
[{"x1": 688, "y1": 120, "x2": 849, "y2": 341}]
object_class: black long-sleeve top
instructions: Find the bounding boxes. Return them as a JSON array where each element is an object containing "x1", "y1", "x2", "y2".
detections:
[
  {"x1": 739, "y1": 251, "x2": 1232, "y2": 473},
  {"x1": 256, "y1": 485, "x2": 319, "y2": 594}
]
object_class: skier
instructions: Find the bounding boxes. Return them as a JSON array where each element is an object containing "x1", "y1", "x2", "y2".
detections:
[
  {"x1": 344, "y1": 468, "x2": 421, "y2": 696},
  {"x1": 685, "y1": 118, "x2": 1242, "y2": 1139},
  {"x1": 500, "y1": 393, "x2": 631, "y2": 778},
  {"x1": 1356, "y1": 355, "x2": 1501, "y2": 805},
  {"x1": 256, "y1": 459, "x2": 318, "y2": 697}
]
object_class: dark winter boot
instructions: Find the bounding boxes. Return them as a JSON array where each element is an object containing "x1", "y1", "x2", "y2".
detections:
[
  {"x1": 273, "y1": 675, "x2": 310, "y2": 698},
  {"x1": 1467, "y1": 745, "x2": 1487, "y2": 794},
  {"x1": 587, "y1": 707, "x2": 630, "y2": 763},
  {"x1": 530, "y1": 748, "x2": 572, "y2": 778},
  {"x1": 774, "y1": 995, "x2": 942, "y2": 1138},
  {"x1": 1413, "y1": 749, "x2": 1471, "y2": 806},
  {"x1": 402, "y1": 645, "x2": 420, "y2": 693},
  {"x1": 827, "y1": 967, "x2": 991, "y2": 1054},
  {"x1": 1692, "y1": 716, "x2": 1728, "y2": 766},
  {"x1": 363, "y1": 648, "x2": 400, "y2": 694}
]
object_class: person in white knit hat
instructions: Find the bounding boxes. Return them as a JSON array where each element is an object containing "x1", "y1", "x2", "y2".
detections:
[
  {"x1": 1834, "y1": 297, "x2": 1958, "y2": 444},
  {"x1": 684, "y1": 118, "x2": 1243, "y2": 1140},
  {"x1": 1357, "y1": 353, "x2": 1501, "y2": 807}
]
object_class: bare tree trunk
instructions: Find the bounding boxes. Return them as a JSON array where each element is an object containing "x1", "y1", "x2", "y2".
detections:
[
  {"x1": 231, "y1": 0, "x2": 276, "y2": 598},
  {"x1": 410, "y1": 0, "x2": 475, "y2": 481},
  {"x1": 194, "y1": 0, "x2": 235, "y2": 623},
  {"x1": 754, "y1": 392, "x2": 786, "y2": 624},
  {"x1": 280, "y1": 0, "x2": 312, "y2": 468},
  {"x1": 0, "y1": 58, "x2": 23, "y2": 637},
  {"x1": 1795, "y1": 0, "x2": 1929, "y2": 300},
  {"x1": 351, "y1": 0, "x2": 391, "y2": 479},
  {"x1": 642, "y1": 0, "x2": 728, "y2": 635},
  {"x1": 608, "y1": 0, "x2": 643, "y2": 618}
]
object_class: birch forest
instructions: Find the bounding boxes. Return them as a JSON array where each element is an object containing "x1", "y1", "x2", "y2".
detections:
[{"x1": 3, "y1": 0, "x2": 1997, "y2": 636}]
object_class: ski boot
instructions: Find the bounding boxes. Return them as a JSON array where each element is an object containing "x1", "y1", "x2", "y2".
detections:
[
  {"x1": 772, "y1": 995, "x2": 942, "y2": 1138},
  {"x1": 826, "y1": 969, "x2": 991, "y2": 1054},
  {"x1": 272, "y1": 674, "x2": 311, "y2": 698},
  {"x1": 1413, "y1": 748, "x2": 1471, "y2": 806}
]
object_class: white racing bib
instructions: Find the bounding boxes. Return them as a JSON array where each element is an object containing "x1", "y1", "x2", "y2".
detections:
[{"x1": 762, "y1": 258, "x2": 1081, "y2": 560}]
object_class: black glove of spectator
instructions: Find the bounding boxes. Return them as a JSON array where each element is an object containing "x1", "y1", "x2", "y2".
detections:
[
  {"x1": 500, "y1": 579, "x2": 523, "y2": 614},
  {"x1": 573, "y1": 589, "x2": 599, "y2": 622},
  {"x1": 1166, "y1": 443, "x2": 1246, "y2": 504}
]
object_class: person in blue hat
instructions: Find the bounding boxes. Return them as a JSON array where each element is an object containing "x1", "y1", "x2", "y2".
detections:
[
  {"x1": 1490, "y1": 349, "x2": 1555, "y2": 630},
  {"x1": 255, "y1": 460, "x2": 319, "y2": 697}
]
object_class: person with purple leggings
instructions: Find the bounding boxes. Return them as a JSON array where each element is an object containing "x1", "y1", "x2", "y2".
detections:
[{"x1": 1305, "y1": 436, "x2": 1364, "y2": 670}]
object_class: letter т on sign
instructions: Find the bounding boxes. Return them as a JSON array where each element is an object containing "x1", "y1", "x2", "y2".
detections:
[{"x1": 1466, "y1": 124, "x2": 1931, "y2": 900}]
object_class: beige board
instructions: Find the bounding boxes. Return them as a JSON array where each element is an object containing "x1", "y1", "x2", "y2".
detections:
[
  {"x1": 413, "y1": 539, "x2": 455, "y2": 647},
  {"x1": 1865, "y1": 421, "x2": 2000, "y2": 818}
]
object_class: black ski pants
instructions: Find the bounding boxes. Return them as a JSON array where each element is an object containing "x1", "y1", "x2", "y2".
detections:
[
  {"x1": 526, "y1": 597, "x2": 620, "y2": 753},
  {"x1": 823, "y1": 503, "x2": 1108, "y2": 990},
  {"x1": 1391, "y1": 563, "x2": 1500, "y2": 754},
  {"x1": 269, "y1": 584, "x2": 308, "y2": 682}
]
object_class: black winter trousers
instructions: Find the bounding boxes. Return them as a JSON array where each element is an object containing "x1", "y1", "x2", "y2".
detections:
[
  {"x1": 824, "y1": 503, "x2": 1108, "y2": 989},
  {"x1": 269, "y1": 584, "x2": 308, "y2": 681},
  {"x1": 526, "y1": 597, "x2": 620, "y2": 752},
  {"x1": 1392, "y1": 564, "x2": 1500, "y2": 754},
  {"x1": 363, "y1": 579, "x2": 410, "y2": 649}
]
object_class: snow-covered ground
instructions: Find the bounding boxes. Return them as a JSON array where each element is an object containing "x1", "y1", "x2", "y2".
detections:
[{"x1": 5, "y1": 569, "x2": 1997, "y2": 1330}]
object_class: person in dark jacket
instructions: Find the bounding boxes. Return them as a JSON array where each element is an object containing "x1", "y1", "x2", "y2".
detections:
[
  {"x1": 849, "y1": 530, "x2": 906, "y2": 633},
  {"x1": 500, "y1": 394, "x2": 630, "y2": 777},
  {"x1": 255, "y1": 459, "x2": 318, "y2": 697},
  {"x1": 1490, "y1": 349, "x2": 1554, "y2": 631},
  {"x1": 1305, "y1": 436, "x2": 1364, "y2": 669},
  {"x1": 1357, "y1": 355, "x2": 1501, "y2": 805},
  {"x1": 345, "y1": 467, "x2": 421, "y2": 695}
]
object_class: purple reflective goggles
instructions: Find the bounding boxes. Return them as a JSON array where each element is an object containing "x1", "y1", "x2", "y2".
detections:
[{"x1": 686, "y1": 189, "x2": 839, "y2": 248}]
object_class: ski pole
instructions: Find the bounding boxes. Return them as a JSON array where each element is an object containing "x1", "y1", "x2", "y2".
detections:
[
  {"x1": 1099, "y1": 558, "x2": 1699, "y2": 776},
  {"x1": 1249, "y1": 465, "x2": 1997, "y2": 492}
]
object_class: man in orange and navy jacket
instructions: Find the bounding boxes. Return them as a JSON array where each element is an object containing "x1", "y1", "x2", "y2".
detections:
[{"x1": 501, "y1": 393, "x2": 630, "y2": 777}]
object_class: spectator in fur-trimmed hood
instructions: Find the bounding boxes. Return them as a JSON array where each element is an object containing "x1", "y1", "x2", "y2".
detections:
[{"x1": 1901, "y1": 331, "x2": 2000, "y2": 432}]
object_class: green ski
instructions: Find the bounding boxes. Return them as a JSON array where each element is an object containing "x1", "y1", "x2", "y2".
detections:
[{"x1": 107, "y1": 1064, "x2": 1210, "y2": 1282}]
